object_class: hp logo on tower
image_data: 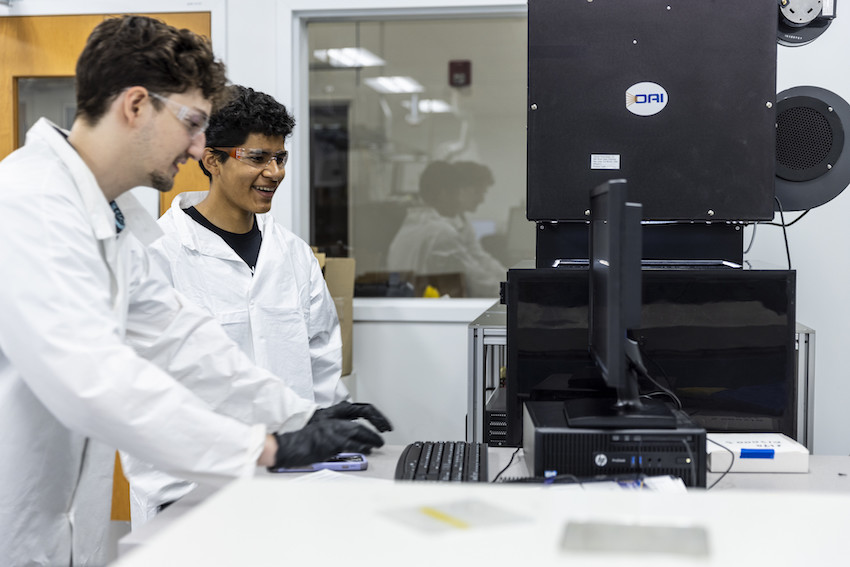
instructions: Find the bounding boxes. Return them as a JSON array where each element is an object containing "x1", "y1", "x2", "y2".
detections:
[{"x1": 625, "y1": 82, "x2": 669, "y2": 116}]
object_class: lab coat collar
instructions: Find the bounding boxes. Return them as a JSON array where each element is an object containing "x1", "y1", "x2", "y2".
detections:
[
  {"x1": 115, "y1": 192, "x2": 163, "y2": 247},
  {"x1": 167, "y1": 190, "x2": 273, "y2": 255},
  {"x1": 27, "y1": 118, "x2": 116, "y2": 241},
  {"x1": 26, "y1": 118, "x2": 162, "y2": 246}
]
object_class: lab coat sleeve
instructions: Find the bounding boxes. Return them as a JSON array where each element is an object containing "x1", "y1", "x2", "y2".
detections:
[
  {"x1": 0, "y1": 185, "x2": 263, "y2": 485},
  {"x1": 305, "y1": 253, "x2": 348, "y2": 406},
  {"x1": 125, "y1": 236, "x2": 317, "y2": 432}
]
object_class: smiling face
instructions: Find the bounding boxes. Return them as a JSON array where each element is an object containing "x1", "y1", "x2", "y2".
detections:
[
  {"x1": 201, "y1": 132, "x2": 287, "y2": 229},
  {"x1": 140, "y1": 89, "x2": 211, "y2": 192}
]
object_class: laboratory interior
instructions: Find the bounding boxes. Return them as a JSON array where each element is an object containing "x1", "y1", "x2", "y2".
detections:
[{"x1": 4, "y1": 0, "x2": 850, "y2": 565}]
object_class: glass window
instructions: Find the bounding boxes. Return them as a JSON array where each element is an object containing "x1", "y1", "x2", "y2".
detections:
[
  {"x1": 307, "y1": 17, "x2": 532, "y2": 298},
  {"x1": 17, "y1": 77, "x2": 76, "y2": 147}
]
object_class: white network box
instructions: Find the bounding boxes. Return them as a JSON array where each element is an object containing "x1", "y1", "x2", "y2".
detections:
[{"x1": 706, "y1": 433, "x2": 809, "y2": 473}]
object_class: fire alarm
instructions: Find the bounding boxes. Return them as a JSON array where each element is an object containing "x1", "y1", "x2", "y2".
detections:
[{"x1": 449, "y1": 60, "x2": 471, "y2": 87}]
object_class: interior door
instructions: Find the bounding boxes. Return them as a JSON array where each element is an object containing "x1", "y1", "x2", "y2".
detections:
[
  {"x1": 0, "y1": 12, "x2": 211, "y2": 217},
  {"x1": 0, "y1": 12, "x2": 212, "y2": 523}
]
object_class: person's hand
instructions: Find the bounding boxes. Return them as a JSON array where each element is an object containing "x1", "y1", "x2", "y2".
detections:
[
  {"x1": 258, "y1": 434, "x2": 279, "y2": 467},
  {"x1": 308, "y1": 401, "x2": 393, "y2": 432},
  {"x1": 271, "y1": 419, "x2": 385, "y2": 469}
]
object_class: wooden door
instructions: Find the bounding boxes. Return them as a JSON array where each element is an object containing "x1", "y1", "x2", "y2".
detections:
[
  {"x1": 0, "y1": 12, "x2": 212, "y2": 523},
  {"x1": 0, "y1": 12, "x2": 211, "y2": 217}
]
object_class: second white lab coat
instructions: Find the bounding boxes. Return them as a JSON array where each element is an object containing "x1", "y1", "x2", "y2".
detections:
[
  {"x1": 0, "y1": 119, "x2": 317, "y2": 566},
  {"x1": 387, "y1": 205, "x2": 506, "y2": 297},
  {"x1": 124, "y1": 190, "x2": 349, "y2": 525}
]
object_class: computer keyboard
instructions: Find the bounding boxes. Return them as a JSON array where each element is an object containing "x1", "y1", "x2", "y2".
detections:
[{"x1": 394, "y1": 441, "x2": 489, "y2": 482}]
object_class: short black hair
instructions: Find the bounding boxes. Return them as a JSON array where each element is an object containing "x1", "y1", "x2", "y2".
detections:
[
  {"x1": 418, "y1": 161, "x2": 455, "y2": 207},
  {"x1": 452, "y1": 161, "x2": 494, "y2": 189},
  {"x1": 200, "y1": 85, "x2": 296, "y2": 178},
  {"x1": 418, "y1": 160, "x2": 494, "y2": 214}
]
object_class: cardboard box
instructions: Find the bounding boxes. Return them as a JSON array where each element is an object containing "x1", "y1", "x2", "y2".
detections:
[
  {"x1": 706, "y1": 433, "x2": 809, "y2": 473},
  {"x1": 314, "y1": 252, "x2": 355, "y2": 376}
]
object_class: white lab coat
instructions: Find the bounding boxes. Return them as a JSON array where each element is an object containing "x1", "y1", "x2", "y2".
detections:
[
  {"x1": 0, "y1": 118, "x2": 316, "y2": 566},
  {"x1": 124, "y1": 190, "x2": 349, "y2": 525},
  {"x1": 387, "y1": 205, "x2": 506, "y2": 297}
]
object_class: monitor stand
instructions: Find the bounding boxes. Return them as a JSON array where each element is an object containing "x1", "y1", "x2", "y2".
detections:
[{"x1": 563, "y1": 396, "x2": 677, "y2": 429}]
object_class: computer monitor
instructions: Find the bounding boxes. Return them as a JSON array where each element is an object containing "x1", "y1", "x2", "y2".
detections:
[
  {"x1": 588, "y1": 179, "x2": 640, "y2": 392},
  {"x1": 563, "y1": 179, "x2": 675, "y2": 428}
]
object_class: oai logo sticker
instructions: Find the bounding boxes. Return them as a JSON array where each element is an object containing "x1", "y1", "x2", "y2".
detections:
[{"x1": 625, "y1": 82, "x2": 668, "y2": 116}]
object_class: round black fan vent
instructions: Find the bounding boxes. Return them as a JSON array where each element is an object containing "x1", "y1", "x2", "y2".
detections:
[
  {"x1": 776, "y1": 96, "x2": 843, "y2": 182},
  {"x1": 775, "y1": 87, "x2": 850, "y2": 211}
]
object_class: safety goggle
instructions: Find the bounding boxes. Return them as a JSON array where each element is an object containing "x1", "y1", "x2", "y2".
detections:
[
  {"x1": 213, "y1": 147, "x2": 289, "y2": 169},
  {"x1": 148, "y1": 91, "x2": 209, "y2": 138}
]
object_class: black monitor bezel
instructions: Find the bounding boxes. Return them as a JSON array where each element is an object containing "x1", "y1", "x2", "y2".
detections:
[{"x1": 588, "y1": 179, "x2": 642, "y2": 400}]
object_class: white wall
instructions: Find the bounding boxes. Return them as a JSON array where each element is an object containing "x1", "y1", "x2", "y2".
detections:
[
  {"x1": 351, "y1": 298, "x2": 494, "y2": 444},
  {"x1": 747, "y1": 16, "x2": 850, "y2": 455},
  {"x1": 5, "y1": 0, "x2": 848, "y2": 454}
]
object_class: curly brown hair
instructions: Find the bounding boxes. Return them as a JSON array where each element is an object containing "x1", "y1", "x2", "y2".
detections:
[{"x1": 75, "y1": 15, "x2": 228, "y2": 124}]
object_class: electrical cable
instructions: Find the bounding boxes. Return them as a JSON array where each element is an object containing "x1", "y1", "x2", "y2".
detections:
[
  {"x1": 706, "y1": 437, "x2": 735, "y2": 490},
  {"x1": 639, "y1": 371, "x2": 683, "y2": 410},
  {"x1": 634, "y1": 350, "x2": 683, "y2": 410},
  {"x1": 743, "y1": 222, "x2": 757, "y2": 254},
  {"x1": 744, "y1": 201, "x2": 807, "y2": 259},
  {"x1": 491, "y1": 447, "x2": 521, "y2": 483},
  {"x1": 764, "y1": 208, "x2": 811, "y2": 227},
  {"x1": 774, "y1": 196, "x2": 793, "y2": 270}
]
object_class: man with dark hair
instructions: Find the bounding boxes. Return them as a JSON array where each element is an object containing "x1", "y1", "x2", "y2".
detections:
[
  {"x1": 0, "y1": 16, "x2": 388, "y2": 565},
  {"x1": 387, "y1": 160, "x2": 506, "y2": 297},
  {"x1": 125, "y1": 85, "x2": 353, "y2": 525}
]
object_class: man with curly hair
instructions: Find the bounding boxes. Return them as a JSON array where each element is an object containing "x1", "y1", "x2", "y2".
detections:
[
  {"x1": 0, "y1": 17, "x2": 388, "y2": 565},
  {"x1": 124, "y1": 85, "x2": 353, "y2": 525}
]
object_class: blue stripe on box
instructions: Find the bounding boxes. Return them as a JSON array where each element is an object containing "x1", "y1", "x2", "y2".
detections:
[{"x1": 740, "y1": 448, "x2": 775, "y2": 459}]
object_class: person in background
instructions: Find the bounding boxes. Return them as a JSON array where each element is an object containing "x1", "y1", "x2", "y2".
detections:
[
  {"x1": 125, "y1": 85, "x2": 352, "y2": 526},
  {"x1": 387, "y1": 160, "x2": 506, "y2": 297},
  {"x1": 0, "y1": 16, "x2": 388, "y2": 566}
]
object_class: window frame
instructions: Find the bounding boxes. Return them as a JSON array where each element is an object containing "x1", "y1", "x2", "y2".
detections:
[
  {"x1": 284, "y1": 2, "x2": 528, "y2": 237},
  {"x1": 285, "y1": 1, "x2": 527, "y2": 309}
]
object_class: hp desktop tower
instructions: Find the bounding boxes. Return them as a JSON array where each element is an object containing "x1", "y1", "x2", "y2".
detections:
[{"x1": 523, "y1": 401, "x2": 707, "y2": 487}]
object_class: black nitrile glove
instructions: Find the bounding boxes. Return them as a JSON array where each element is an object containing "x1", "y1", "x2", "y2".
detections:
[
  {"x1": 272, "y1": 419, "x2": 385, "y2": 469},
  {"x1": 309, "y1": 401, "x2": 393, "y2": 432}
]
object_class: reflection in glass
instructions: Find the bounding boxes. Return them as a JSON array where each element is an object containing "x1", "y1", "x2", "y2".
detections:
[
  {"x1": 307, "y1": 18, "x2": 533, "y2": 298},
  {"x1": 17, "y1": 77, "x2": 76, "y2": 147},
  {"x1": 387, "y1": 160, "x2": 506, "y2": 297}
]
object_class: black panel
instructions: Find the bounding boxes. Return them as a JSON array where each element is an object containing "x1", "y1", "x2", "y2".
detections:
[
  {"x1": 536, "y1": 222, "x2": 745, "y2": 267},
  {"x1": 527, "y1": 0, "x2": 777, "y2": 221},
  {"x1": 505, "y1": 267, "x2": 796, "y2": 446}
]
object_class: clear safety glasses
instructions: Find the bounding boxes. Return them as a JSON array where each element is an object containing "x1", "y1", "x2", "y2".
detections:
[
  {"x1": 149, "y1": 91, "x2": 210, "y2": 138},
  {"x1": 213, "y1": 147, "x2": 289, "y2": 170}
]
